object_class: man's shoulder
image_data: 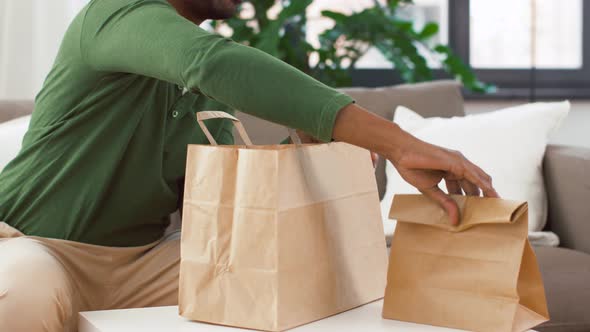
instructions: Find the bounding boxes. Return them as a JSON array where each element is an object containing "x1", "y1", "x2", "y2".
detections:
[
  {"x1": 84, "y1": 0, "x2": 173, "y2": 23},
  {"x1": 87, "y1": 0, "x2": 171, "y2": 10}
]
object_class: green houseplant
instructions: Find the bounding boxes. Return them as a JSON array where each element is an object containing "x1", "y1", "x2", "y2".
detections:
[{"x1": 213, "y1": 0, "x2": 494, "y2": 92}]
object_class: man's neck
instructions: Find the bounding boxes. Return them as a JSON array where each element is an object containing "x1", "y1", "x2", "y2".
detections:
[{"x1": 167, "y1": 0, "x2": 204, "y2": 25}]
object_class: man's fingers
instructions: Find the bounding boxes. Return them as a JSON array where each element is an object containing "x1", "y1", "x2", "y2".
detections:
[
  {"x1": 470, "y1": 171, "x2": 499, "y2": 198},
  {"x1": 461, "y1": 163, "x2": 499, "y2": 198},
  {"x1": 460, "y1": 179, "x2": 480, "y2": 196},
  {"x1": 483, "y1": 186, "x2": 500, "y2": 198},
  {"x1": 444, "y1": 179, "x2": 462, "y2": 195},
  {"x1": 420, "y1": 186, "x2": 460, "y2": 225},
  {"x1": 470, "y1": 164, "x2": 499, "y2": 198},
  {"x1": 444, "y1": 150, "x2": 498, "y2": 198},
  {"x1": 478, "y1": 172, "x2": 500, "y2": 198}
]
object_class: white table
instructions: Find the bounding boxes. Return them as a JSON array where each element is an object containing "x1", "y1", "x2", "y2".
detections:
[{"x1": 79, "y1": 300, "x2": 538, "y2": 332}]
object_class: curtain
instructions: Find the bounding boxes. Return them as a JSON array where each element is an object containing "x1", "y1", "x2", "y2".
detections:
[{"x1": 0, "y1": 0, "x2": 87, "y2": 100}]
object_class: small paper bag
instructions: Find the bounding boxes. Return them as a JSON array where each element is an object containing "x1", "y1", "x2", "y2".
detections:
[
  {"x1": 383, "y1": 194, "x2": 549, "y2": 332},
  {"x1": 179, "y1": 111, "x2": 388, "y2": 331}
]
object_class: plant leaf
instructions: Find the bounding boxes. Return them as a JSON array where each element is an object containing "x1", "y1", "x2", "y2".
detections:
[{"x1": 418, "y1": 22, "x2": 438, "y2": 40}]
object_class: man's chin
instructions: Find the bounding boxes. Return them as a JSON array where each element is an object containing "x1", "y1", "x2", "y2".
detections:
[
  {"x1": 210, "y1": 5, "x2": 239, "y2": 19},
  {"x1": 209, "y1": 11, "x2": 237, "y2": 20}
]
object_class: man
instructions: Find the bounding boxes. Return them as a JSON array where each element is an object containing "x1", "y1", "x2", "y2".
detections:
[{"x1": 0, "y1": 0, "x2": 497, "y2": 330}]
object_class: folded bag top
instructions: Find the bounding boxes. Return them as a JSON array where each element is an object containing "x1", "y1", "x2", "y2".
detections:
[{"x1": 389, "y1": 194, "x2": 528, "y2": 233}]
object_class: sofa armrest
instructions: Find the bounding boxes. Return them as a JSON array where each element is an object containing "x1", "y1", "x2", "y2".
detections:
[{"x1": 544, "y1": 144, "x2": 590, "y2": 254}]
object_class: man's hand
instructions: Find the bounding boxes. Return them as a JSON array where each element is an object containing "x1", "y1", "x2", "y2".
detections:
[
  {"x1": 389, "y1": 143, "x2": 498, "y2": 225},
  {"x1": 331, "y1": 103, "x2": 499, "y2": 225}
]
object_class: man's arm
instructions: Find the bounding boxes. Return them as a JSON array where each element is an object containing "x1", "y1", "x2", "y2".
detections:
[
  {"x1": 81, "y1": 1, "x2": 351, "y2": 142},
  {"x1": 82, "y1": 1, "x2": 498, "y2": 223}
]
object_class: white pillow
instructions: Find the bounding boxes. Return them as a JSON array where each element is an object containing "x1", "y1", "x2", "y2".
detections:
[
  {"x1": 381, "y1": 102, "x2": 569, "y2": 243},
  {"x1": 0, "y1": 115, "x2": 31, "y2": 172}
]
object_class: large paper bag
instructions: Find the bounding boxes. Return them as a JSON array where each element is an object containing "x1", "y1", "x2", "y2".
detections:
[
  {"x1": 179, "y1": 111, "x2": 388, "y2": 331},
  {"x1": 383, "y1": 194, "x2": 549, "y2": 332}
]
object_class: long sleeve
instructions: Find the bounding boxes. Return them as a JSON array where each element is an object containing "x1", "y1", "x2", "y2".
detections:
[{"x1": 80, "y1": 0, "x2": 353, "y2": 142}]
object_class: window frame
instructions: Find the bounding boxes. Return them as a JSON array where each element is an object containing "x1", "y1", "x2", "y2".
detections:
[{"x1": 350, "y1": 0, "x2": 590, "y2": 99}]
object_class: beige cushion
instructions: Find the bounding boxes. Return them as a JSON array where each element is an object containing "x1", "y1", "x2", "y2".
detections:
[
  {"x1": 544, "y1": 145, "x2": 590, "y2": 253},
  {"x1": 534, "y1": 246, "x2": 590, "y2": 332},
  {"x1": 340, "y1": 80, "x2": 465, "y2": 121},
  {"x1": 236, "y1": 80, "x2": 466, "y2": 198},
  {"x1": 0, "y1": 100, "x2": 35, "y2": 123}
]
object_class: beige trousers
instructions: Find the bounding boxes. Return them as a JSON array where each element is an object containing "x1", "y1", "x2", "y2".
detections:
[{"x1": 0, "y1": 222, "x2": 181, "y2": 332}]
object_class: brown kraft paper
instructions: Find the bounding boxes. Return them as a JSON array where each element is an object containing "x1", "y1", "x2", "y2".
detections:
[
  {"x1": 383, "y1": 194, "x2": 549, "y2": 332},
  {"x1": 179, "y1": 111, "x2": 388, "y2": 331}
]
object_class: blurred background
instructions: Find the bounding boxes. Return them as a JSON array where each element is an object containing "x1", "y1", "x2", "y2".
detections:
[{"x1": 0, "y1": 0, "x2": 587, "y2": 146}]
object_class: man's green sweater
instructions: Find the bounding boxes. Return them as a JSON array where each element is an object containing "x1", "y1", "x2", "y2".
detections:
[{"x1": 0, "y1": 0, "x2": 353, "y2": 246}]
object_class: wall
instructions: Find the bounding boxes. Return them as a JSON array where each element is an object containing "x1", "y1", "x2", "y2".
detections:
[{"x1": 0, "y1": 0, "x2": 86, "y2": 99}]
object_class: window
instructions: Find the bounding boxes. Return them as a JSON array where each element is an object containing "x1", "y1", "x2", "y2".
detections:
[
  {"x1": 301, "y1": 0, "x2": 452, "y2": 86},
  {"x1": 348, "y1": 0, "x2": 589, "y2": 98},
  {"x1": 214, "y1": 0, "x2": 588, "y2": 97},
  {"x1": 470, "y1": 0, "x2": 582, "y2": 69},
  {"x1": 359, "y1": 0, "x2": 450, "y2": 69},
  {"x1": 451, "y1": 0, "x2": 589, "y2": 98},
  {"x1": 303, "y1": 0, "x2": 449, "y2": 69},
  {"x1": 306, "y1": 0, "x2": 389, "y2": 68}
]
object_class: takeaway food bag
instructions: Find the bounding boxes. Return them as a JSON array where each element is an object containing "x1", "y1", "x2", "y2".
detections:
[
  {"x1": 383, "y1": 194, "x2": 549, "y2": 332},
  {"x1": 179, "y1": 111, "x2": 388, "y2": 331}
]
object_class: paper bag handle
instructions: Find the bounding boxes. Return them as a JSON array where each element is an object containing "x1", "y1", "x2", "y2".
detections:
[
  {"x1": 196, "y1": 111, "x2": 253, "y2": 146},
  {"x1": 287, "y1": 128, "x2": 303, "y2": 145}
]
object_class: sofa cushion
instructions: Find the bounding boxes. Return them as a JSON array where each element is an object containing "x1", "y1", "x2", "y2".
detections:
[
  {"x1": 544, "y1": 145, "x2": 590, "y2": 254},
  {"x1": 534, "y1": 246, "x2": 590, "y2": 332},
  {"x1": 0, "y1": 100, "x2": 34, "y2": 123},
  {"x1": 236, "y1": 80, "x2": 465, "y2": 199},
  {"x1": 340, "y1": 80, "x2": 465, "y2": 121}
]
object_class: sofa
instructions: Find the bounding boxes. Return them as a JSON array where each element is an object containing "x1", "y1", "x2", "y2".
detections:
[{"x1": 1, "y1": 81, "x2": 589, "y2": 332}]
